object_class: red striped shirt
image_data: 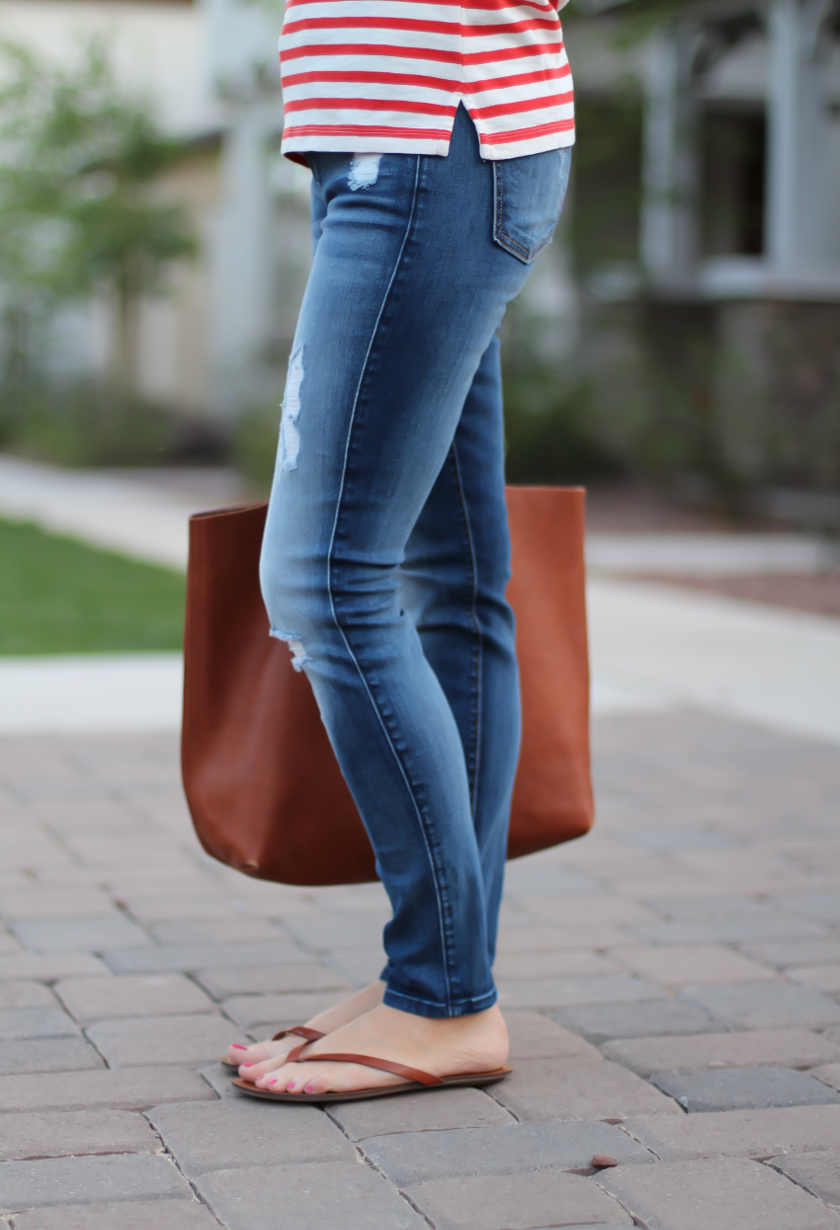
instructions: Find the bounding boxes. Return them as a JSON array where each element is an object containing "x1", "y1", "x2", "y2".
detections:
[{"x1": 279, "y1": 0, "x2": 574, "y2": 162}]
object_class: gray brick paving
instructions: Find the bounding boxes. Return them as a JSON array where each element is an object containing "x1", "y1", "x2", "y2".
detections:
[
  {"x1": 9, "y1": 1201, "x2": 223, "y2": 1229},
  {"x1": 0, "y1": 1066, "x2": 216, "y2": 1113},
  {"x1": 55, "y1": 974, "x2": 215, "y2": 1022},
  {"x1": 120, "y1": 888, "x2": 312, "y2": 925},
  {"x1": 197, "y1": 1063, "x2": 242, "y2": 1099},
  {"x1": 768, "y1": 1152, "x2": 840, "y2": 1207},
  {"x1": 496, "y1": 922, "x2": 635, "y2": 951},
  {"x1": 1, "y1": 713, "x2": 840, "y2": 1227},
  {"x1": 490, "y1": 1057, "x2": 680, "y2": 1122},
  {"x1": 220, "y1": 991, "x2": 347, "y2": 1030},
  {"x1": 0, "y1": 1038, "x2": 104, "y2": 1076},
  {"x1": 12, "y1": 917, "x2": 151, "y2": 954},
  {"x1": 493, "y1": 949, "x2": 620, "y2": 978},
  {"x1": 628, "y1": 915, "x2": 828, "y2": 945},
  {"x1": 774, "y1": 895, "x2": 840, "y2": 925},
  {"x1": 0, "y1": 954, "x2": 110, "y2": 980},
  {"x1": 283, "y1": 912, "x2": 390, "y2": 951},
  {"x1": 0, "y1": 1110, "x2": 157, "y2": 1161},
  {"x1": 193, "y1": 1160, "x2": 428, "y2": 1230},
  {"x1": 0, "y1": 1153, "x2": 191, "y2": 1211},
  {"x1": 85, "y1": 1013, "x2": 242, "y2": 1068},
  {"x1": 496, "y1": 973, "x2": 666, "y2": 1010},
  {"x1": 598, "y1": 1157, "x2": 840, "y2": 1230},
  {"x1": 620, "y1": 829, "x2": 738, "y2": 853},
  {"x1": 651, "y1": 1066, "x2": 840, "y2": 1112},
  {"x1": 328, "y1": 1085, "x2": 515, "y2": 1140},
  {"x1": 194, "y1": 962, "x2": 352, "y2": 999},
  {"x1": 612, "y1": 941, "x2": 777, "y2": 985},
  {"x1": 0, "y1": 931, "x2": 23, "y2": 956},
  {"x1": 811, "y1": 1062, "x2": 840, "y2": 1091},
  {"x1": 147, "y1": 1098, "x2": 356, "y2": 1172},
  {"x1": 0, "y1": 889, "x2": 119, "y2": 922},
  {"x1": 326, "y1": 946, "x2": 390, "y2": 985},
  {"x1": 150, "y1": 917, "x2": 284, "y2": 944},
  {"x1": 360, "y1": 1121, "x2": 653, "y2": 1185},
  {"x1": 550, "y1": 998, "x2": 721, "y2": 1044},
  {"x1": 499, "y1": 862, "x2": 600, "y2": 895},
  {"x1": 643, "y1": 896, "x2": 773, "y2": 920},
  {"x1": 0, "y1": 1009, "x2": 79, "y2": 1041},
  {"x1": 682, "y1": 982, "x2": 840, "y2": 1029},
  {"x1": 741, "y1": 937, "x2": 840, "y2": 969},
  {"x1": 102, "y1": 941, "x2": 305, "y2": 974},
  {"x1": 601, "y1": 1028, "x2": 840, "y2": 1077},
  {"x1": 0, "y1": 983, "x2": 57, "y2": 1010},
  {"x1": 622, "y1": 1104, "x2": 840, "y2": 1161},
  {"x1": 403, "y1": 1171, "x2": 634, "y2": 1230},
  {"x1": 504, "y1": 1010, "x2": 603, "y2": 1061}
]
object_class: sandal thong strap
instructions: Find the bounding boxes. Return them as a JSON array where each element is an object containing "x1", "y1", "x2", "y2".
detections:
[
  {"x1": 286, "y1": 1048, "x2": 444, "y2": 1087},
  {"x1": 271, "y1": 1026, "x2": 325, "y2": 1043}
]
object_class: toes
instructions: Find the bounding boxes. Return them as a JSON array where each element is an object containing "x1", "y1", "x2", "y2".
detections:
[
  {"x1": 231, "y1": 1038, "x2": 298, "y2": 1076},
  {"x1": 229, "y1": 1042, "x2": 269, "y2": 1065},
  {"x1": 240, "y1": 1054, "x2": 287, "y2": 1081},
  {"x1": 259, "y1": 1061, "x2": 387, "y2": 1096},
  {"x1": 296, "y1": 1067, "x2": 334, "y2": 1095},
  {"x1": 260, "y1": 1061, "x2": 315, "y2": 1092}
]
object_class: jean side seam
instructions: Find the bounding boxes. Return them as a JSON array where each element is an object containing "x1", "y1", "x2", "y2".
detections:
[
  {"x1": 324, "y1": 156, "x2": 455, "y2": 1015},
  {"x1": 447, "y1": 445, "x2": 484, "y2": 820}
]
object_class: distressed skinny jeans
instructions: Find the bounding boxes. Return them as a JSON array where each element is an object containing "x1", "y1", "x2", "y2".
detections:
[{"x1": 260, "y1": 106, "x2": 571, "y2": 1018}]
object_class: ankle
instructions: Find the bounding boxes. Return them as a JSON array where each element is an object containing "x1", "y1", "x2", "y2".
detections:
[{"x1": 307, "y1": 980, "x2": 386, "y2": 1033}]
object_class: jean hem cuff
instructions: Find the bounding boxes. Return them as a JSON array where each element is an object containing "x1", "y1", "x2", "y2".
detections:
[{"x1": 383, "y1": 986, "x2": 498, "y2": 1019}]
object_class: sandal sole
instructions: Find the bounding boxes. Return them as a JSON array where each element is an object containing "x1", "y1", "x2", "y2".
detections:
[{"x1": 231, "y1": 1067, "x2": 511, "y2": 1104}]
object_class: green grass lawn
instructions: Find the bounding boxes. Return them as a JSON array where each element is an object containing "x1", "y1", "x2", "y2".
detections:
[{"x1": 0, "y1": 518, "x2": 186, "y2": 654}]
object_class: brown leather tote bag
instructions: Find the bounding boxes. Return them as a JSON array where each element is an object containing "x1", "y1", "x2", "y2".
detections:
[{"x1": 181, "y1": 486, "x2": 593, "y2": 886}]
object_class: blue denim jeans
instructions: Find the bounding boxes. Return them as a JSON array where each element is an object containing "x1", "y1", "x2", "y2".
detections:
[{"x1": 260, "y1": 105, "x2": 571, "y2": 1018}]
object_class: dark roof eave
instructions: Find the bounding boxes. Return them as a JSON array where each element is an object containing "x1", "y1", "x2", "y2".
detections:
[{"x1": 577, "y1": 0, "x2": 765, "y2": 19}]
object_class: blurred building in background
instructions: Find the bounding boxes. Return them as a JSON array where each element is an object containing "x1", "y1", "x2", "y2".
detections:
[
  {"x1": 0, "y1": 0, "x2": 838, "y2": 521},
  {"x1": 0, "y1": 0, "x2": 299, "y2": 423},
  {"x1": 574, "y1": 0, "x2": 840, "y2": 526}
]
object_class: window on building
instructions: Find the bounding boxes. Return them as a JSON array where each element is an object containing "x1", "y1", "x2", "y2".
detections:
[{"x1": 700, "y1": 105, "x2": 766, "y2": 257}]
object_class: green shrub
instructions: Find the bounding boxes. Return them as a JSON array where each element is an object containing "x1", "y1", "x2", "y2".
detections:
[
  {"x1": 234, "y1": 403, "x2": 280, "y2": 495},
  {"x1": 0, "y1": 380, "x2": 228, "y2": 468},
  {"x1": 503, "y1": 373, "x2": 623, "y2": 486}
]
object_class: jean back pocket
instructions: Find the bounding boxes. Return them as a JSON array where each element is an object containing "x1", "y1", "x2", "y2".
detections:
[{"x1": 492, "y1": 147, "x2": 571, "y2": 264}]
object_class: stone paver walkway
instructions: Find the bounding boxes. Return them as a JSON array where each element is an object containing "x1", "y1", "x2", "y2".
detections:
[{"x1": 2, "y1": 709, "x2": 840, "y2": 1229}]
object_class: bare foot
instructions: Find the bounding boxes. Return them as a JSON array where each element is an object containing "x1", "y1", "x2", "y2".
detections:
[
  {"x1": 248, "y1": 1001, "x2": 509, "y2": 1096},
  {"x1": 226, "y1": 980, "x2": 386, "y2": 1073}
]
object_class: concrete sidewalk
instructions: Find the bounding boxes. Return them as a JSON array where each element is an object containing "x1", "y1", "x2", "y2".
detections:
[
  {"x1": 2, "y1": 454, "x2": 839, "y2": 744},
  {"x1": 3, "y1": 454, "x2": 837, "y2": 576}
]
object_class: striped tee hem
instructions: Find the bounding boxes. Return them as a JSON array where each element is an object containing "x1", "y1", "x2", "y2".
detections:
[{"x1": 278, "y1": 0, "x2": 575, "y2": 162}]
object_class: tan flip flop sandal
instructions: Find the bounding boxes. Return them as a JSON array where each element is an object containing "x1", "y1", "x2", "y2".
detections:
[
  {"x1": 220, "y1": 1026, "x2": 326, "y2": 1072},
  {"x1": 232, "y1": 1047, "x2": 511, "y2": 1103}
]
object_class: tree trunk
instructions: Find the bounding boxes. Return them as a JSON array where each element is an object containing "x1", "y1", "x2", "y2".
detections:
[{"x1": 112, "y1": 266, "x2": 141, "y2": 405}]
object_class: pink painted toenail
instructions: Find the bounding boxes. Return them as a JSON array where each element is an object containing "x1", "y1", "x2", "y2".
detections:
[
  {"x1": 231, "y1": 1044, "x2": 247, "y2": 1050},
  {"x1": 267, "y1": 1078, "x2": 277, "y2": 1086},
  {"x1": 305, "y1": 1085, "x2": 316, "y2": 1093},
  {"x1": 242, "y1": 1063, "x2": 254, "y2": 1067}
]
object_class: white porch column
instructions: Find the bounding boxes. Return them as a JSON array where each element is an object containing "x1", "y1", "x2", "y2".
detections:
[
  {"x1": 202, "y1": 0, "x2": 284, "y2": 413},
  {"x1": 640, "y1": 26, "x2": 701, "y2": 285},
  {"x1": 765, "y1": 0, "x2": 832, "y2": 271}
]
